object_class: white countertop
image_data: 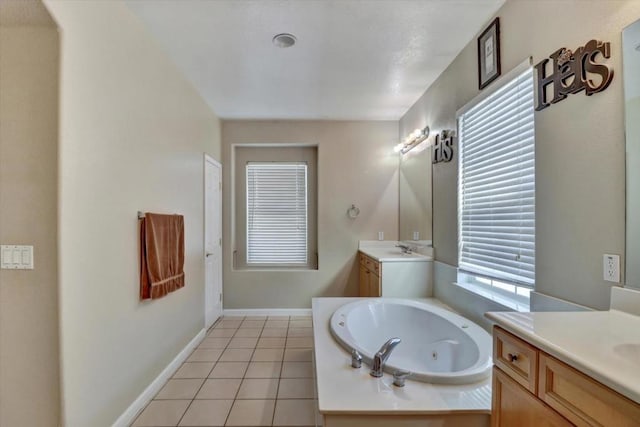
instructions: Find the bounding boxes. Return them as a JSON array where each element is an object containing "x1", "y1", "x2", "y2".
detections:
[
  {"x1": 358, "y1": 247, "x2": 432, "y2": 263},
  {"x1": 485, "y1": 310, "x2": 640, "y2": 404},
  {"x1": 312, "y1": 297, "x2": 491, "y2": 414}
]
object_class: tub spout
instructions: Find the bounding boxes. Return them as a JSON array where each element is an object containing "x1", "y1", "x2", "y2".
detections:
[{"x1": 370, "y1": 337, "x2": 401, "y2": 378}]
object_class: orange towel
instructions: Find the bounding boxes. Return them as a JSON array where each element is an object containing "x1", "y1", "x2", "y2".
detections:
[{"x1": 140, "y1": 213, "x2": 185, "y2": 300}]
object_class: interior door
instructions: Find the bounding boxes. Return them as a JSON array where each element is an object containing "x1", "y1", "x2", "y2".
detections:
[{"x1": 204, "y1": 155, "x2": 222, "y2": 328}]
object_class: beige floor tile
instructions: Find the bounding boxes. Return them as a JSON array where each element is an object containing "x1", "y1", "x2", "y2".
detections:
[
  {"x1": 195, "y1": 378, "x2": 242, "y2": 399},
  {"x1": 268, "y1": 315, "x2": 290, "y2": 320},
  {"x1": 285, "y1": 337, "x2": 314, "y2": 348},
  {"x1": 155, "y1": 378, "x2": 204, "y2": 400},
  {"x1": 240, "y1": 320, "x2": 266, "y2": 329},
  {"x1": 219, "y1": 348, "x2": 254, "y2": 362},
  {"x1": 273, "y1": 399, "x2": 316, "y2": 426},
  {"x1": 177, "y1": 399, "x2": 233, "y2": 426},
  {"x1": 289, "y1": 315, "x2": 312, "y2": 321},
  {"x1": 264, "y1": 320, "x2": 289, "y2": 328},
  {"x1": 228, "y1": 337, "x2": 258, "y2": 349},
  {"x1": 237, "y1": 378, "x2": 279, "y2": 399},
  {"x1": 199, "y1": 337, "x2": 231, "y2": 349},
  {"x1": 281, "y1": 362, "x2": 314, "y2": 378},
  {"x1": 173, "y1": 362, "x2": 214, "y2": 379},
  {"x1": 187, "y1": 348, "x2": 224, "y2": 362},
  {"x1": 277, "y1": 378, "x2": 315, "y2": 399},
  {"x1": 283, "y1": 348, "x2": 313, "y2": 362},
  {"x1": 208, "y1": 328, "x2": 236, "y2": 338},
  {"x1": 209, "y1": 362, "x2": 249, "y2": 378},
  {"x1": 245, "y1": 361, "x2": 282, "y2": 378},
  {"x1": 251, "y1": 348, "x2": 284, "y2": 362},
  {"x1": 244, "y1": 315, "x2": 268, "y2": 320},
  {"x1": 215, "y1": 320, "x2": 242, "y2": 329},
  {"x1": 289, "y1": 320, "x2": 312, "y2": 328},
  {"x1": 261, "y1": 328, "x2": 288, "y2": 338},
  {"x1": 234, "y1": 328, "x2": 262, "y2": 338},
  {"x1": 257, "y1": 337, "x2": 286, "y2": 348},
  {"x1": 222, "y1": 316, "x2": 244, "y2": 320},
  {"x1": 287, "y1": 328, "x2": 313, "y2": 337},
  {"x1": 225, "y1": 399, "x2": 275, "y2": 426},
  {"x1": 132, "y1": 399, "x2": 190, "y2": 426}
]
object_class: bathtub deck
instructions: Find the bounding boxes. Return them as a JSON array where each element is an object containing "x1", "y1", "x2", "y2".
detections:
[{"x1": 312, "y1": 297, "x2": 491, "y2": 421}]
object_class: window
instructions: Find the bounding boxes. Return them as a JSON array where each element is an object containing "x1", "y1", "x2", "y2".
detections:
[
  {"x1": 457, "y1": 64, "x2": 535, "y2": 291},
  {"x1": 234, "y1": 146, "x2": 317, "y2": 270},
  {"x1": 246, "y1": 163, "x2": 308, "y2": 265}
]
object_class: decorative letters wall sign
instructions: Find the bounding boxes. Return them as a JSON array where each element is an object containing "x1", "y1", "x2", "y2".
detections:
[
  {"x1": 432, "y1": 131, "x2": 454, "y2": 164},
  {"x1": 534, "y1": 39, "x2": 613, "y2": 111}
]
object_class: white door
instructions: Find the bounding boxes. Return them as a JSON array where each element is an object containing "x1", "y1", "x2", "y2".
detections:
[{"x1": 204, "y1": 155, "x2": 222, "y2": 328}]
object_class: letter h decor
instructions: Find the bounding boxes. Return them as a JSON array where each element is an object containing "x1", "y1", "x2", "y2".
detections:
[{"x1": 535, "y1": 39, "x2": 613, "y2": 111}]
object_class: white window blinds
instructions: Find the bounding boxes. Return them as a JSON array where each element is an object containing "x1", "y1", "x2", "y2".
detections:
[
  {"x1": 458, "y1": 67, "x2": 535, "y2": 287},
  {"x1": 246, "y1": 162, "x2": 308, "y2": 265}
]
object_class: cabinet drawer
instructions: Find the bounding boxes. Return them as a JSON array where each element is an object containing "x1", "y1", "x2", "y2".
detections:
[
  {"x1": 492, "y1": 367, "x2": 572, "y2": 427},
  {"x1": 493, "y1": 327, "x2": 539, "y2": 394},
  {"x1": 538, "y1": 354, "x2": 640, "y2": 427},
  {"x1": 359, "y1": 253, "x2": 367, "y2": 266}
]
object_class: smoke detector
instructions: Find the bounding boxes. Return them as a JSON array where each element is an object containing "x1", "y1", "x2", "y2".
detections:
[{"x1": 273, "y1": 33, "x2": 297, "y2": 48}]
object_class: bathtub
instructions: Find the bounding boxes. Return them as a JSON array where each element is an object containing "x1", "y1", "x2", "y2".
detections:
[{"x1": 329, "y1": 298, "x2": 492, "y2": 385}]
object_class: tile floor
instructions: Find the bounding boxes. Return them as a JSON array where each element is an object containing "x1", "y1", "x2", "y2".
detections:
[{"x1": 131, "y1": 316, "x2": 320, "y2": 427}]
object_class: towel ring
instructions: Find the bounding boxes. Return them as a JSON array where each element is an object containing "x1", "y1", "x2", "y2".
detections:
[{"x1": 347, "y1": 204, "x2": 360, "y2": 219}]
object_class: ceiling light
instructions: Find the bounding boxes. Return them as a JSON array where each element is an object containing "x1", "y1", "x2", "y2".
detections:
[{"x1": 273, "y1": 33, "x2": 297, "y2": 48}]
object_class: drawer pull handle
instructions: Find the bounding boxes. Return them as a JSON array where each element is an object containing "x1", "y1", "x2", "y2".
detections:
[{"x1": 507, "y1": 353, "x2": 518, "y2": 362}]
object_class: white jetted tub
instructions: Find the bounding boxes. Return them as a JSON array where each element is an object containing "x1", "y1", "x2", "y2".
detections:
[{"x1": 330, "y1": 298, "x2": 492, "y2": 384}]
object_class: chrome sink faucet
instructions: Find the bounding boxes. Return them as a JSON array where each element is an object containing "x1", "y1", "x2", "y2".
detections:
[
  {"x1": 370, "y1": 337, "x2": 401, "y2": 378},
  {"x1": 395, "y1": 243, "x2": 412, "y2": 254}
]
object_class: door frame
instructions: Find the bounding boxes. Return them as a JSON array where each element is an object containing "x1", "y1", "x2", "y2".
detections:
[{"x1": 204, "y1": 154, "x2": 223, "y2": 328}]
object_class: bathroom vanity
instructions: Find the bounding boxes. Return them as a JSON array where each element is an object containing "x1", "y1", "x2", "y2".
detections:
[
  {"x1": 487, "y1": 306, "x2": 640, "y2": 427},
  {"x1": 358, "y1": 242, "x2": 432, "y2": 298}
]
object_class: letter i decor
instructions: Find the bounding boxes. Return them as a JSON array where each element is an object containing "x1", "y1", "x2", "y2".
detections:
[{"x1": 535, "y1": 39, "x2": 613, "y2": 111}]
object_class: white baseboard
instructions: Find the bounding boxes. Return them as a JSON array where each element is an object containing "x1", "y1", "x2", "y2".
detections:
[
  {"x1": 223, "y1": 308, "x2": 312, "y2": 317},
  {"x1": 112, "y1": 328, "x2": 206, "y2": 427}
]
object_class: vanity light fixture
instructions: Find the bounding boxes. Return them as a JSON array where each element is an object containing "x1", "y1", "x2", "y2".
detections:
[{"x1": 394, "y1": 126, "x2": 430, "y2": 154}]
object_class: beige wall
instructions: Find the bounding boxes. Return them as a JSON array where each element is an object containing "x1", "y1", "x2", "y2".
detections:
[
  {"x1": 401, "y1": 0, "x2": 640, "y2": 310},
  {"x1": 0, "y1": 22, "x2": 60, "y2": 427},
  {"x1": 222, "y1": 121, "x2": 398, "y2": 308},
  {"x1": 43, "y1": 1, "x2": 221, "y2": 425}
]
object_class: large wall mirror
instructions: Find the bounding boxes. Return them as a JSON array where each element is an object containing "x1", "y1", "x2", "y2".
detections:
[
  {"x1": 624, "y1": 19, "x2": 640, "y2": 288},
  {"x1": 399, "y1": 141, "x2": 433, "y2": 244}
]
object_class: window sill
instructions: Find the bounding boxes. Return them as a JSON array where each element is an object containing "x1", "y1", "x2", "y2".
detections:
[{"x1": 452, "y1": 280, "x2": 530, "y2": 312}]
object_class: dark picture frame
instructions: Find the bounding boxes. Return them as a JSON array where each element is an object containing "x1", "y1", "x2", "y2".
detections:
[{"x1": 477, "y1": 17, "x2": 501, "y2": 90}]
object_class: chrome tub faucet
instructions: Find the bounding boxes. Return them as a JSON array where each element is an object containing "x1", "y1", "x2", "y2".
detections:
[{"x1": 370, "y1": 337, "x2": 401, "y2": 378}]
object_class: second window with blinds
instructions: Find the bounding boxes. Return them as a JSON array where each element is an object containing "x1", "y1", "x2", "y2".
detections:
[
  {"x1": 234, "y1": 146, "x2": 318, "y2": 270},
  {"x1": 456, "y1": 62, "x2": 535, "y2": 308}
]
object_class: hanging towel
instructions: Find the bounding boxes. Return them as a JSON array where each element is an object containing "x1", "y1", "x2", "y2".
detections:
[{"x1": 140, "y1": 213, "x2": 185, "y2": 300}]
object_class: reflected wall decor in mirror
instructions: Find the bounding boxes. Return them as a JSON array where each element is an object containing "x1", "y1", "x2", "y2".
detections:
[
  {"x1": 624, "y1": 18, "x2": 640, "y2": 288},
  {"x1": 399, "y1": 136, "x2": 433, "y2": 244}
]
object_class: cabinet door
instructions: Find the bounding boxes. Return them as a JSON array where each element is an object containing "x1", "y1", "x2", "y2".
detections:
[
  {"x1": 359, "y1": 264, "x2": 369, "y2": 297},
  {"x1": 492, "y1": 367, "x2": 571, "y2": 427},
  {"x1": 368, "y1": 272, "x2": 381, "y2": 297}
]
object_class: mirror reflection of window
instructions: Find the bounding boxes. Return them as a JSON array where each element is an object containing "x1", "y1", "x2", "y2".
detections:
[{"x1": 624, "y1": 19, "x2": 640, "y2": 288}]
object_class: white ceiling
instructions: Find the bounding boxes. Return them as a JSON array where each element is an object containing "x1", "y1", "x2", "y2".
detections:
[{"x1": 126, "y1": 0, "x2": 504, "y2": 120}]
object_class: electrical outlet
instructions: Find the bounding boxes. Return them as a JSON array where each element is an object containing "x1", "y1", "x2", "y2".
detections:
[
  {"x1": 603, "y1": 254, "x2": 620, "y2": 283},
  {"x1": 413, "y1": 231, "x2": 420, "y2": 241},
  {"x1": 377, "y1": 231, "x2": 384, "y2": 241}
]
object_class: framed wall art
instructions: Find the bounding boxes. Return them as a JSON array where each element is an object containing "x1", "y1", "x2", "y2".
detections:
[{"x1": 478, "y1": 17, "x2": 501, "y2": 90}]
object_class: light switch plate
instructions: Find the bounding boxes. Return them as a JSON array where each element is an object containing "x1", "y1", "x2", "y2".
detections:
[{"x1": 1, "y1": 245, "x2": 34, "y2": 269}]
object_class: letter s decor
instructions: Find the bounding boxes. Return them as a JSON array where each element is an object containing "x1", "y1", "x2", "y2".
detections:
[{"x1": 535, "y1": 39, "x2": 613, "y2": 111}]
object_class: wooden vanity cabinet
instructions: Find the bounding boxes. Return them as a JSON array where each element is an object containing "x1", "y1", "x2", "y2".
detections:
[
  {"x1": 358, "y1": 253, "x2": 381, "y2": 297},
  {"x1": 492, "y1": 326, "x2": 640, "y2": 427}
]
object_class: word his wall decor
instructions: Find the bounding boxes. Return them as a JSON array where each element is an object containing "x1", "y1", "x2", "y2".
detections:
[
  {"x1": 535, "y1": 39, "x2": 613, "y2": 111},
  {"x1": 432, "y1": 130, "x2": 455, "y2": 164}
]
